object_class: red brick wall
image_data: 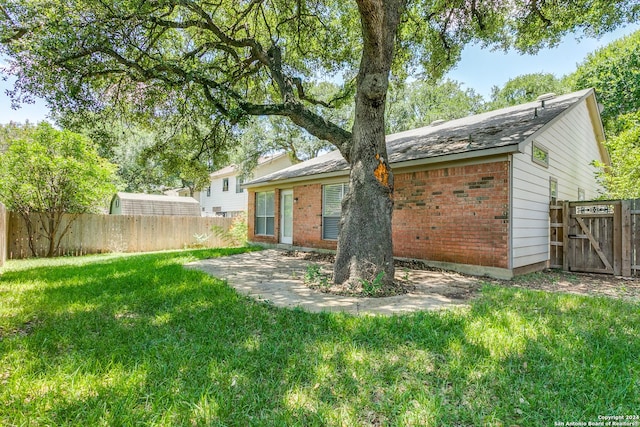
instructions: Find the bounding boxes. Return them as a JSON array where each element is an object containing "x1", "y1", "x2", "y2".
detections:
[
  {"x1": 248, "y1": 160, "x2": 510, "y2": 268},
  {"x1": 393, "y1": 161, "x2": 509, "y2": 268}
]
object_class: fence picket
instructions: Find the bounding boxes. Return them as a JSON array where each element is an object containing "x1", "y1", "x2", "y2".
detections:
[{"x1": 0, "y1": 203, "x2": 7, "y2": 267}]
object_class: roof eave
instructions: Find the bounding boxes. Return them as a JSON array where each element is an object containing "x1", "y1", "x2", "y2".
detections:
[
  {"x1": 244, "y1": 145, "x2": 520, "y2": 189},
  {"x1": 243, "y1": 169, "x2": 350, "y2": 190}
]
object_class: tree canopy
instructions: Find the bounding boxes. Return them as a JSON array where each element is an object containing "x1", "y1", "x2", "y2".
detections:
[
  {"x1": 569, "y1": 29, "x2": 640, "y2": 125},
  {"x1": 0, "y1": 122, "x2": 117, "y2": 257},
  {"x1": 488, "y1": 72, "x2": 569, "y2": 109},
  {"x1": 2, "y1": 1, "x2": 635, "y2": 157},
  {"x1": 565, "y1": 29, "x2": 640, "y2": 198},
  {"x1": 386, "y1": 79, "x2": 485, "y2": 134},
  {"x1": 593, "y1": 112, "x2": 640, "y2": 199},
  {"x1": 56, "y1": 107, "x2": 233, "y2": 194}
]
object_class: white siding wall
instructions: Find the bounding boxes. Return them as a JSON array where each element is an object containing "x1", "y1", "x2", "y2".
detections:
[
  {"x1": 200, "y1": 174, "x2": 248, "y2": 216},
  {"x1": 511, "y1": 101, "x2": 604, "y2": 268},
  {"x1": 199, "y1": 155, "x2": 292, "y2": 216},
  {"x1": 254, "y1": 155, "x2": 292, "y2": 178}
]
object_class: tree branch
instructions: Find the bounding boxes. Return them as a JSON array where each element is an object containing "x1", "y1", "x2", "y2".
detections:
[
  {"x1": 48, "y1": 4, "x2": 353, "y2": 160},
  {"x1": 530, "y1": 0, "x2": 552, "y2": 27},
  {"x1": 292, "y1": 78, "x2": 332, "y2": 108},
  {"x1": 0, "y1": 4, "x2": 28, "y2": 43},
  {"x1": 240, "y1": 101, "x2": 352, "y2": 161}
]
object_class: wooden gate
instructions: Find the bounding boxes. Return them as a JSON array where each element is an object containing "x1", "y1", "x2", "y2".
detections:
[{"x1": 550, "y1": 200, "x2": 640, "y2": 276}]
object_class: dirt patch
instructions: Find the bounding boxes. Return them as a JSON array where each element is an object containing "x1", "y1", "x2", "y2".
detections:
[
  {"x1": 504, "y1": 270, "x2": 640, "y2": 302},
  {"x1": 282, "y1": 250, "x2": 640, "y2": 302},
  {"x1": 0, "y1": 318, "x2": 42, "y2": 340}
]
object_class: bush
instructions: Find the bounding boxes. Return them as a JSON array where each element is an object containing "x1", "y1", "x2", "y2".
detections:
[{"x1": 212, "y1": 213, "x2": 248, "y2": 247}]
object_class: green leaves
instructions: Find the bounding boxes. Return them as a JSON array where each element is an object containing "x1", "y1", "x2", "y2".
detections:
[
  {"x1": 0, "y1": 122, "x2": 117, "y2": 256},
  {"x1": 566, "y1": 30, "x2": 640, "y2": 198},
  {"x1": 570, "y1": 30, "x2": 640, "y2": 124},
  {"x1": 594, "y1": 112, "x2": 640, "y2": 199},
  {"x1": 488, "y1": 73, "x2": 569, "y2": 109},
  {"x1": 385, "y1": 79, "x2": 485, "y2": 133},
  {"x1": 2, "y1": 0, "x2": 637, "y2": 148}
]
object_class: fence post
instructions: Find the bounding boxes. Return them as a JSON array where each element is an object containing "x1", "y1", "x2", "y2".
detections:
[
  {"x1": 0, "y1": 203, "x2": 6, "y2": 268},
  {"x1": 562, "y1": 200, "x2": 570, "y2": 272},
  {"x1": 621, "y1": 200, "x2": 632, "y2": 277}
]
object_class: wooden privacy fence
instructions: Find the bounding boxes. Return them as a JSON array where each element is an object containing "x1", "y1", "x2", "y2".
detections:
[
  {"x1": 7, "y1": 212, "x2": 235, "y2": 259},
  {"x1": 550, "y1": 199, "x2": 640, "y2": 277},
  {"x1": 0, "y1": 203, "x2": 7, "y2": 267}
]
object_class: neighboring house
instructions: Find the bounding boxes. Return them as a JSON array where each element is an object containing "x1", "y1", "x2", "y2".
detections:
[
  {"x1": 244, "y1": 89, "x2": 609, "y2": 279},
  {"x1": 110, "y1": 192, "x2": 201, "y2": 216},
  {"x1": 200, "y1": 153, "x2": 293, "y2": 217},
  {"x1": 163, "y1": 187, "x2": 196, "y2": 198}
]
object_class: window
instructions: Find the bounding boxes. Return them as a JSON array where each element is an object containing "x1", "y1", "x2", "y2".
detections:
[
  {"x1": 255, "y1": 191, "x2": 275, "y2": 235},
  {"x1": 236, "y1": 177, "x2": 244, "y2": 193},
  {"x1": 550, "y1": 178, "x2": 558, "y2": 203},
  {"x1": 206, "y1": 186, "x2": 211, "y2": 197},
  {"x1": 222, "y1": 178, "x2": 229, "y2": 192},
  {"x1": 532, "y1": 141, "x2": 549, "y2": 167},
  {"x1": 322, "y1": 183, "x2": 349, "y2": 240},
  {"x1": 578, "y1": 188, "x2": 585, "y2": 201}
]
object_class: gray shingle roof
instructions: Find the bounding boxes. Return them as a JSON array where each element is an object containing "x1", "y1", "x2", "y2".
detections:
[
  {"x1": 111, "y1": 192, "x2": 200, "y2": 216},
  {"x1": 245, "y1": 89, "x2": 594, "y2": 187}
]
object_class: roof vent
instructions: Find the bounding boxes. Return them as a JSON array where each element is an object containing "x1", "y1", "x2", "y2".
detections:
[
  {"x1": 536, "y1": 93, "x2": 556, "y2": 108},
  {"x1": 430, "y1": 119, "x2": 446, "y2": 126},
  {"x1": 536, "y1": 93, "x2": 556, "y2": 101}
]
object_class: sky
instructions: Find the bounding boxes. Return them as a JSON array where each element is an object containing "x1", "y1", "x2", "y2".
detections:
[{"x1": 1, "y1": 22, "x2": 639, "y2": 125}]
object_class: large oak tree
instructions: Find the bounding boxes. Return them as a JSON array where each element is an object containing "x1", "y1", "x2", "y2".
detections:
[{"x1": 1, "y1": 0, "x2": 637, "y2": 290}]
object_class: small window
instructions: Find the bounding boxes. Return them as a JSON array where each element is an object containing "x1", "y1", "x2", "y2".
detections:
[
  {"x1": 322, "y1": 183, "x2": 349, "y2": 240},
  {"x1": 550, "y1": 178, "x2": 558, "y2": 203},
  {"x1": 206, "y1": 186, "x2": 211, "y2": 197},
  {"x1": 222, "y1": 178, "x2": 229, "y2": 192},
  {"x1": 532, "y1": 142, "x2": 549, "y2": 167},
  {"x1": 255, "y1": 191, "x2": 275, "y2": 235},
  {"x1": 236, "y1": 177, "x2": 244, "y2": 193},
  {"x1": 578, "y1": 188, "x2": 585, "y2": 201}
]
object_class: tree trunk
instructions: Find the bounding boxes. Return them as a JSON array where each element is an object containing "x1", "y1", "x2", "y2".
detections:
[
  {"x1": 21, "y1": 212, "x2": 38, "y2": 258},
  {"x1": 333, "y1": 0, "x2": 405, "y2": 291},
  {"x1": 46, "y1": 214, "x2": 56, "y2": 257}
]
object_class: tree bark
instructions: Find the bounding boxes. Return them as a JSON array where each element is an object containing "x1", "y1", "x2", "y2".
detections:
[{"x1": 333, "y1": 0, "x2": 405, "y2": 290}]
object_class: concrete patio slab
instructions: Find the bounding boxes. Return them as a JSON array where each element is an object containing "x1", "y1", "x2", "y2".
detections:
[{"x1": 186, "y1": 249, "x2": 481, "y2": 315}]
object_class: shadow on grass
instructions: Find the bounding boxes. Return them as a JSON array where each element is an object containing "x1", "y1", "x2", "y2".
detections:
[{"x1": 1, "y1": 250, "x2": 639, "y2": 426}]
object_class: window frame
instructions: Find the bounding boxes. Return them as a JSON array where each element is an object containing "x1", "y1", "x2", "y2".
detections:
[
  {"x1": 532, "y1": 141, "x2": 549, "y2": 168},
  {"x1": 235, "y1": 177, "x2": 244, "y2": 193},
  {"x1": 254, "y1": 191, "x2": 275, "y2": 236},
  {"x1": 550, "y1": 177, "x2": 558, "y2": 203},
  {"x1": 322, "y1": 183, "x2": 349, "y2": 240}
]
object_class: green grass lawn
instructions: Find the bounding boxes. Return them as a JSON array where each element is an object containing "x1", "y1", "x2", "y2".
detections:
[{"x1": 1, "y1": 249, "x2": 639, "y2": 426}]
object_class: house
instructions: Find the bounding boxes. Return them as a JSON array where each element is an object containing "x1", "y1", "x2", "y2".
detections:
[
  {"x1": 243, "y1": 89, "x2": 609, "y2": 279},
  {"x1": 110, "y1": 192, "x2": 201, "y2": 216},
  {"x1": 199, "y1": 153, "x2": 293, "y2": 217},
  {"x1": 163, "y1": 187, "x2": 195, "y2": 198}
]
